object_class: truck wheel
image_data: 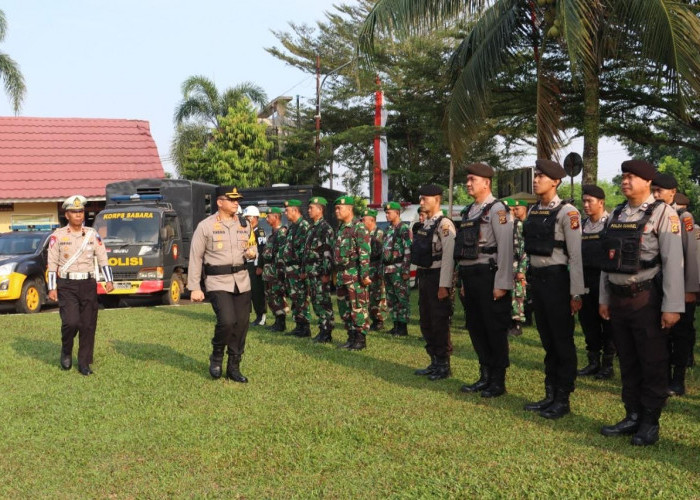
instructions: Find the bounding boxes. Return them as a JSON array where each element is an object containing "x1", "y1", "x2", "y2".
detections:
[
  {"x1": 99, "y1": 295, "x2": 121, "y2": 308},
  {"x1": 163, "y1": 276, "x2": 183, "y2": 305},
  {"x1": 16, "y1": 278, "x2": 44, "y2": 314}
]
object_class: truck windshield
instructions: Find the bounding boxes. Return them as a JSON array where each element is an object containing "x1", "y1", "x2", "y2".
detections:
[
  {"x1": 93, "y1": 212, "x2": 161, "y2": 245},
  {"x1": 0, "y1": 234, "x2": 44, "y2": 255}
]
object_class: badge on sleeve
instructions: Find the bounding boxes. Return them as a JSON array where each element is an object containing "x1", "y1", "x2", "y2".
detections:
[
  {"x1": 49, "y1": 235, "x2": 56, "y2": 248},
  {"x1": 684, "y1": 218, "x2": 694, "y2": 233},
  {"x1": 670, "y1": 215, "x2": 680, "y2": 234},
  {"x1": 568, "y1": 212, "x2": 580, "y2": 230},
  {"x1": 497, "y1": 210, "x2": 507, "y2": 224}
]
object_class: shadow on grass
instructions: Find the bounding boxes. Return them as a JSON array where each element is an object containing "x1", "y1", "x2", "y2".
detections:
[
  {"x1": 11, "y1": 337, "x2": 59, "y2": 367},
  {"x1": 153, "y1": 304, "x2": 215, "y2": 324},
  {"x1": 111, "y1": 339, "x2": 209, "y2": 379}
]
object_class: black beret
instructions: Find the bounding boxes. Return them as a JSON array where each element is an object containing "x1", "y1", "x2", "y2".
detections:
[
  {"x1": 418, "y1": 184, "x2": 443, "y2": 197},
  {"x1": 582, "y1": 184, "x2": 605, "y2": 200},
  {"x1": 534, "y1": 159, "x2": 566, "y2": 180},
  {"x1": 466, "y1": 162, "x2": 494, "y2": 178},
  {"x1": 652, "y1": 172, "x2": 678, "y2": 189},
  {"x1": 621, "y1": 159, "x2": 656, "y2": 181},
  {"x1": 674, "y1": 192, "x2": 690, "y2": 206}
]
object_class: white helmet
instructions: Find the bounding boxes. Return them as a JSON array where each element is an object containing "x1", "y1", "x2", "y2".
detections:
[
  {"x1": 242, "y1": 206, "x2": 260, "y2": 217},
  {"x1": 62, "y1": 195, "x2": 87, "y2": 210}
]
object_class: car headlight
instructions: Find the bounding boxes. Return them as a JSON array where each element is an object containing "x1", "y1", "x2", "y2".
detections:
[{"x1": 0, "y1": 262, "x2": 17, "y2": 275}]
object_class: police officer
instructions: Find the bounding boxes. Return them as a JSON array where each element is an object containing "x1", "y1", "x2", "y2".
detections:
[
  {"x1": 382, "y1": 201, "x2": 412, "y2": 336},
  {"x1": 456, "y1": 163, "x2": 514, "y2": 397},
  {"x1": 598, "y1": 160, "x2": 684, "y2": 446},
  {"x1": 334, "y1": 196, "x2": 372, "y2": 350},
  {"x1": 188, "y1": 186, "x2": 255, "y2": 383},
  {"x1": 412, "y1": 184, "x2": 456, "y2": 381},
  {"x1": 502, "y1": 196, "x2": 529, "y2": 337},
  {"x1": 363, "y1": 208, "x2": 386, "y2": 331},
  {"x1": 577, "y1": 184, "x2": 615, "y2": 379},
  {"x1": 675, "y1": 192, "x2": 698, "y2": 368},
  {"x1": 47, "y1": 195, "x2": 114, "y2": 375},
  {"x1": 243, "y1": 206, "x2": 267, "y2": 326},
  {"x1": 523, "y1": 159, "x2": 585, "y2": 419},
  {"x1": 262, "y1": 207, "x2": 288, "y2": 332},
  {"x1": 282, "y1": 199, "x2": 312, "y2": 337},
  {"x1": 303, "y1": 196, "x2": 335, "y2": 343},
  {"x1": 651, "y1": 173, "x2": 698, "y2": 396}
]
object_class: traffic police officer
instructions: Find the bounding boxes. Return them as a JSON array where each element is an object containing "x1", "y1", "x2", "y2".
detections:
[
  {"x1": 282, "y1": 199, "x2": 312, "y2": 337},
  {"x1": 456, "y1": 163, "x2": 514, "y2": 397},
  {"x1": 243, "y1": 205, "x2": 267, "y2": 326},
  {"x1": 47, "y1": 195, "x2": 114, "y2": 375},
  {"x1": 651, "y1": 173, "x2": 698, "y2": 396},
  {"x1": 188, "y1": 186, "x2": 255, "y2": 383},
  {"x1": 599, "y1": 160, "x2": 684, "y2": 446},
  {"x1": 412, "y1": 184, "x2": 456, "y2": 381},
  {"x1": 363, "y1": 208, "x2": 386, "y2": 331},
  {"x1": 262, "y1": 207, "x2": 288, "y2": 332},
  {"x1": 577, "y1": 184, "x2": 615, "y2": 379},
  {"x1": 303, "y1": 196, "x2": 335, "y2": 343},
  {"x1": 523, "y1": 159, "x2": 585, "y2": 419},
  {"x1": 382, "y1": 201, "x2": 412, "y2": 336}
]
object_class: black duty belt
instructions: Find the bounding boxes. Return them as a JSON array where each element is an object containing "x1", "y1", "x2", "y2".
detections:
[
  {"x1": 204, "y1": 264, "x2": 246, "y2": 275},
  {"x1": 480, "y1": 247, "x2": 497, "y2": 254},
  {"x1": 459, "y1": 263, "x2": 493, "y2": 275},
  {"x1": 417, "y1": 267, "x2": 440, "y2": 275},
  {"x1": 609, "y1": 279, "x2": 654, "y2": 297},
  {"x1": 529, "y1": 265, "x2": 568, "y2": 276}
]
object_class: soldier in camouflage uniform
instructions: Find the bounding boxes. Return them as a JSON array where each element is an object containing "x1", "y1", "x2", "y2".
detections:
[
  {"x1": 382, "y1": 201, "x2": 412, "y2": 336},
  {"x1": 334, "y1": 196, "x2": 372, "y2": 350},
  {"x1": 503, "y1": 197, "x2": 529, "y2": 337},
  {"x1": 362, "y1": 208, "x2": 386, "y2": 331},
  {"x1": 262, "y1": 207, "x2": 288, "y2": 332},
  {"x1": 303, "y1": 196, "x2": 336, "y2": 343},
  {"x1": 282, "y1": 199, "x2": 311, "y2": 337}
]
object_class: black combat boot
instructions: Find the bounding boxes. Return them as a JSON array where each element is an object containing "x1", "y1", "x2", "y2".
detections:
[
  {"x1": 631, "y1": 408, "x2": 661, "y2": 446},
  {"x1": 387, "y1": 321, "x2": 397, "y2": 335},
  {"x1": 524, "y1": 385, "x2": 555, "y2": 411},
  {"x1": 313, "y1": 326, "x2": 333, "y2": 343},
  {"x1": 286, "y1": 322, "x2": 302, "y2": 336},
  {"x1": 600, "y1": 405, "x2": 641, "y2": 436},
  {"x1": 481, "y1": 368, "x2": 506, "y2": 398},
  {"x1": 369, "y1": 319, "x2": 381, "y2": 331},
  {"x1": 539, "y1": 389, "x2": 570, "y2": 419},
  {"x1": 460, "y1": 366, "x2": 490, "y2": 393},
  {"x1": 209, "y1": 345, "x2": 225, "y2": 379},
  {"x1": 396, "y1": 322, "x2": 408, "y2": 337},
  {"x1": 577, "y1": 351, "x2": 601, "y2": 376},
  {"x1": 414, "y1": 355, "x2": 437, "y2": 376},
  {"x1": 293, "y1": 322, "x2": 311, "y2": 338},
  {"x1": 60, "y1": 351, "x2": 72, "y2": 371},
  {"x1": 338, "y1": 330, "x2": 356, "y2": 349},
  {"x1": 226, "y1": 354, "x2": 248, "y2": 383},
  {"x1": 595, "y1": 353, "x2": 615, "y2": 380},
  {"x1": 349, "y1": 332, "x2": 367, "y2": 351},
  {"x1": 428, "y1": 356, "x2": 451, "y2": 381},
  {"x1": 668, "y1": 365, "x2": 686, "y2": 396}
]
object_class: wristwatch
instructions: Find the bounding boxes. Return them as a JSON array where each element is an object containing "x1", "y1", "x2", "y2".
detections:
[{"x1": 572, "y1": 294, "x2": 582, "y2": 301}]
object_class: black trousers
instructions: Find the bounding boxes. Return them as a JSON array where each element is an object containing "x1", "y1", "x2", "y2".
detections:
[
  {"x1": 417, "y1": 268, "x2": 453, "y2": 357},
  {"x1": 609, "y1": 286, "x2": 667, "y2": 410},
  {"x1": 247, "y1": 263, "x2": 266, "y2": 317},
  {"x1": 579, "y1": 270, "x2": 614, "y2": 354},
  {"x1": 460, "y1": 265, "x2": 511, "y2": 369},
  {"x1": 529, "y1": 266, "x2": 577, "y2": 393},
  {"x1": 669, "y1": 300, "x2": 696, "y2": 368},
  {"x1": 208, "y1": 290, "x2": 252, "y2": 356},
  {"x1": 57, "y1": 277, "x2": 99, "y2": 367}
]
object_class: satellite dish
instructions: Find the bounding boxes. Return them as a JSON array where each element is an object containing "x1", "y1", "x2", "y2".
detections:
[{"x1": 563, "y1": 152, "x2": 583, "y2": 177}]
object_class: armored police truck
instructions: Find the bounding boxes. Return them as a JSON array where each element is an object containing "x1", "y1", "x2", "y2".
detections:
[{"x1": 92, "y1": 179, "x2": 216, "y2": 306}]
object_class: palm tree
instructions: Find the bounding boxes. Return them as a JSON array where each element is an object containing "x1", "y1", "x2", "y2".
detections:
[
  {"x1": 360, "y1": 0, "x2": 700, "y2": 182},
  {"x1": 0, "y1": 9, "x2": 26, "y2": 115},
  {"x1": 171, "y1": 76, "x2": 268, "y2": 175}
]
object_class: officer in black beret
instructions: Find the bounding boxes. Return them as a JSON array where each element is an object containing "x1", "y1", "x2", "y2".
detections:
[
  {"x1": 577, "y1": 185, "x2": 615, "y2": 379},
  {"x1": 522, "y1": 159, "x2": 585, "y2": 419},
  {"x1": 674, "y1": 192, "x2": 699, "y2": 369},
  {"x1": 412, "y1": 184, "x2": 457, "y2": 380},
  {"x1": 599, "y1": 160, "x2": 684, "y2": 445},
  {"x1": 652, "y1": 173, "x2": 698, "y2": 397}
]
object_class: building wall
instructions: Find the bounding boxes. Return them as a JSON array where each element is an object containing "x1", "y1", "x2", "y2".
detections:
[{"x1": 0, "y1": 202, "x2": 59, "y2": 232}]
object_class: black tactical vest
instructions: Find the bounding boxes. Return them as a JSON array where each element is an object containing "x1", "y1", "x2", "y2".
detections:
[
  {"x1": 454, "y1": 200, "x2": 499, "y2": 260},
  {"x1": 411, "y1": 216, "x2": 444, "y2": 268},
  {"x1": 523, "y1": 204, "x2": 566, "y2": 256},
  {"x1": 599, "y1": 200, "x2": 662, "y2": 274},
  {"x1": 581, "y1": 218, "x2": 605, "y2": 269}
]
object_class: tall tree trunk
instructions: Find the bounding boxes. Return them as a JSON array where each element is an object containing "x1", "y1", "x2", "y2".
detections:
[{"x1": 582, "y1": 67, "x2": 600, "y2": 185}]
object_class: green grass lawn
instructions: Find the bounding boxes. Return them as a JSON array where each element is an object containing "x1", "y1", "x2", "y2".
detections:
[{"x1": 1, "y1": 294, "x2": 698, "y2": 498}]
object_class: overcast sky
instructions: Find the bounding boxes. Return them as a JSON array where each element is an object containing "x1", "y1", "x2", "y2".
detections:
[{"x1": 1, "y1": 0, "x2": 627, "y2": 188}]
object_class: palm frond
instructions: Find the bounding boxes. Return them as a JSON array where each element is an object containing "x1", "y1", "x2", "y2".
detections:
[
  {"x1": 557, "y1": 0, "x2": 598, "y2": 75},
  {"x1": 0, "y1": 10, "x2": 7, "y2": 42},
  {"x1": 0, "y1": 53, "x2": 26, "y2": 115}
]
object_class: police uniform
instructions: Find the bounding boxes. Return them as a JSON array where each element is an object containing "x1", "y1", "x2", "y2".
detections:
[
  {"x1": 47, "y1": 195, "x2": 113, "y2": 375},
  {"x1": 577, "y1": 184, "x2": 615, "y2": 379},
  {"x1": 382, "y1": 201, "x2": 412, "y2": 336},
  {"x1": 364, "y1": 208, "x2": 386, "y2": 330},
  {"x1": 281, "y1": 199, "x2": 312, "y2": 337},
  {"x1": 187, "y1": 186, "x2": 254, "y2": 383},
  {"x1": 599, "y1": 160, "x2": 684, "y2": 446},
  {"x1": 262, "y1": 207, "x2": 288, "y2": 332},
  {"x1": 523, "y1": 159, "x2": 585, "y2": 419},
  {"x1": 456, "y1": 163, "x2": 514, "y2": 397},
  {"x1": 412, "y1": 184, "x2": 456, "y2": 381}
]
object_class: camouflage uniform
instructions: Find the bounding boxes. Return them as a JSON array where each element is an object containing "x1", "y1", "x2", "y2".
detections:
[
  {"x1": 303, "y1": 217, "x2": 335, "y2": 334},
  {"x1": 511, "y1": 218, "x2": 528, "y2": 324},
  {"x1": 262, "y1": 224, "x2": 288, "y2": 318},
  {"x1": 367, "y1": 226, "x2": 386, "y2": 328},
  {"x1": 382, "y1": 221, "x2": 412, "y2": 329},
  {"x1": 282, "y1": 215, "x2": 311, "y2": 328}
]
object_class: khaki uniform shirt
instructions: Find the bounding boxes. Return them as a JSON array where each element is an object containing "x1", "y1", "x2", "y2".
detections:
[
  {"x1": 457, "y1": 194, "x2": 514, "y2": 290},
  {"x1": 420, "y1": 213, "x2": 456, "y2": 288},
  {"x1": 582, "y1": 211, "x2": 608, "y2": 237},
  {"x1": 187, "y1": 212, "x2": 254, "y2": 293},
  {"x1": 47, "y1": 226, "x2": 109, "y2": 276},
  {"x1": 674, "y1": 203, "x2": 700, "y2": 294},
  {"x1": 528, "y1": 195, "x2": 585, "y2": 296},
  {"x1": 599, "y1": 195, "x2": 684, "y2": 312}
]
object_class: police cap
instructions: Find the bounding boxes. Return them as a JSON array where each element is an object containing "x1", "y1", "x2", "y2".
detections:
[
  {"x1": 62, "y1": 195, "x2": 87, "y2": 211},
  {"x1": 652, "y1": 173, "x2": 678, "y2": 190},
  {"x1": 418, "y1": 184, "x2": 443, "y2": 197},
  {"x1": 621, "y1": 160, "x2": 656, "y2": 180},
  {"x1": 582, "y1": 184, "x2": 605, "y2": 200},
  {"x1": 674, "y1": 192, "x2": 690, "y2": 206},
  {"x1": 534, "y1": 159, "x2": 566, "y2": 180},
  {"x1": 466, "y1": 162, "x2": 494, "y2": 178},
  {"x1": 216, "y1": 186, "x2": 243, "y2": 199}
]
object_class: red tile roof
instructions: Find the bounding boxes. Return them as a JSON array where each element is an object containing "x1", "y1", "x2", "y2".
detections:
[{"x1": 0, "y1": 117, "x2": 164, "y2": 202}]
